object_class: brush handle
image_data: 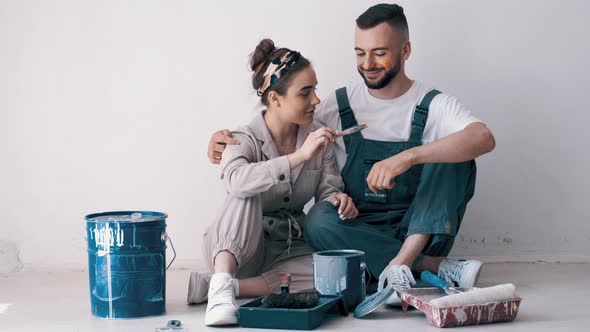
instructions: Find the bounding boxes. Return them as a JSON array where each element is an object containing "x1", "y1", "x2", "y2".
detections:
[
  {"x1": 336, "y1": 124, "x2": 367, "y2": 136},
  {"x1": 421, "y1": 271, "x2": 451, "y2": 290},
  {"x1": 280, "y1": 274, "x2": 292, "y2": 293}
]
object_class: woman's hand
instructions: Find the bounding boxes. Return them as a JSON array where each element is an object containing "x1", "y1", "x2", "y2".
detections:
[
  {"x1": 297, "y1": 127, "x2": 337, "y2": 161},
  {"x1": 329, "y1": 193, "x2": 359, "y2": 220},
  {"x1": 288, "y1": 127, "x2": 337, "y2": 170}
]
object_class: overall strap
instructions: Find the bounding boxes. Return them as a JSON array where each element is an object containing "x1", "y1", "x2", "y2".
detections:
[
  {"x1": 409, "y1": 89, "x2": 441, "y2": 141},
  {"x1": 336, "y1": 87, "x2": 359, "y2": 130}
]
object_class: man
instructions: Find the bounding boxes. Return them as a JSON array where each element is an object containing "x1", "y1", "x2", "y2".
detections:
[{"x1": 207, "y1": 3, "x2": 495, "y2": 305}]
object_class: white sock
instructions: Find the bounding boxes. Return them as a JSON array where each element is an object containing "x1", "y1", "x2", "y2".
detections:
[
  {"x1": 232, "y1": 278, "x2": 240, "y2": 297},
  {"x1": 211, "y1": 272, "x2": 232, "y2": 283}
]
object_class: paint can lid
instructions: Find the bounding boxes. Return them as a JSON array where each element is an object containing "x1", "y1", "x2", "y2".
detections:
[
  {"x1": 353, "y1": 287, "x2": 394, "y2": 318},
  {"x1": 313, "y1": 249, "x2": 365, "y2": 258},
  {"x1": 85, "y1": 211, "x2": 167, "y2": 223},
  {"x1": 155, "y1": 320, "x2": 188, "y2": 331}
]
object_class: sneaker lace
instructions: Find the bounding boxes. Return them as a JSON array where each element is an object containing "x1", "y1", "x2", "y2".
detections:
[{"x1": 440, "y1": 260, "x2": 465, "y2": 285}]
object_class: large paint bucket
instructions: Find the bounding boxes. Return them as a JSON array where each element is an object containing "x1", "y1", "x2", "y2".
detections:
[
  {"x1": 312, "y1": 250, "x2": 366, "y2": 310},
  {"x1": 85, "y1": 211, "x2": 175, "y2": 319}
]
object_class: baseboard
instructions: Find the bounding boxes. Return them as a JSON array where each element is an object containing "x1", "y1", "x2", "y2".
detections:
[
  {"x1": 7, "y1": 255, "x2": 590, "y2": 274},
  {"x1": 13, "y1": 258, "x2": 207, "y2": 273},
  {"x1": 450, "y1": 254, "x2": 590, "y2": 264}
]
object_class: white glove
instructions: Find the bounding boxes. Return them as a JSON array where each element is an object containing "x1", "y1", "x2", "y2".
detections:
[{"x1": 378, "y1": 264, "x2": 416, "y2": 292}]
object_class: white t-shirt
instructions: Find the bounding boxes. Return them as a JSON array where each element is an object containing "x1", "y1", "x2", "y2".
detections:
[{"x1": 314, "y1": 80, "x2": 482, "y2": 170}]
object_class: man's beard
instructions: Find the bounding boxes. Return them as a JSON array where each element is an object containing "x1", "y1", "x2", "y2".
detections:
[{"x1": 358, "y1": 59, "x2": 401, "y2": 90}]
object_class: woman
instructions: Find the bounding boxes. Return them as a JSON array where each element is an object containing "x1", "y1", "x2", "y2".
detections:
[{"x1": 188, "y1": 39, "x2": 359, "y2": 326}]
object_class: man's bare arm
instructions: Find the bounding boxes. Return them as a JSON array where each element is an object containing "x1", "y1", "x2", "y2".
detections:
[
  {"x1": 367, "y1": 122, "x2": 495, "y2": 192},
  {"x1": 409, "y1": 122, "x2": 496, "y2": 164}
]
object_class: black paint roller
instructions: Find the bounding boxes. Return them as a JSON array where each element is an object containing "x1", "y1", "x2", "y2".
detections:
[{"x1": 261, "y1": 274, "x2": 320, "y2": 309}]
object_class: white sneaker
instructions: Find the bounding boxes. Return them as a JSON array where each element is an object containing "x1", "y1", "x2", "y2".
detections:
[
  {"x1": 378, "y1": 265, "x2": 416, "y2": 306},
  {"x1": 187, "y1": 272, "x2": 211, "y2": 304},
  {"x1": 438, "y1": 259, "x2": 483, "y2": 288},
  {"x1": 204, "y1": 273, "x2": 238, "y2": 326}
]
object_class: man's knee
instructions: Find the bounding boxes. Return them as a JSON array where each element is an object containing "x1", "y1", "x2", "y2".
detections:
[
  {"x1": 303, "y1": 201, "x2": 340, "y2": 245},
  {"x1": 305, "y1": 201, "x2": 338, "y2": 225},
  {"x1": 423, "y1": 234, "x2": 455, "y2": 258}
]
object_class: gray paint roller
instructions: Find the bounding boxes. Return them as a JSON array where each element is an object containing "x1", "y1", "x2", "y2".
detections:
[{"x1": 421, "y1": 271, "x2": 517, "y2": 307}]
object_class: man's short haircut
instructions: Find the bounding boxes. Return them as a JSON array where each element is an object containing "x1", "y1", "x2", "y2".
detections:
[{"x1": 356, "y1": 3, "x2": 409, "y2": 41}]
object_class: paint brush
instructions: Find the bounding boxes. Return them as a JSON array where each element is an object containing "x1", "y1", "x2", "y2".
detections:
[
  {"x1": 421, "y1": 271, "x2": 463, "y2": 295},
  {"x1": 336, "y1": 124, "x2": 368, "y2": 137},
  {"x1": 261, "y1": 274, "x2": 320, "y2": 309}
]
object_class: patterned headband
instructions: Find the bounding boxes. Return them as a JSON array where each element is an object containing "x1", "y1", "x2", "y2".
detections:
[{"x1": 257, "y1": 50, "x2": 301, "y2": 97}]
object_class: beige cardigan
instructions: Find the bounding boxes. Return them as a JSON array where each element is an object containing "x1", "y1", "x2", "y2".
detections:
[{"x1": 219, "y1": 112, "x2": 343, "y2": 214}]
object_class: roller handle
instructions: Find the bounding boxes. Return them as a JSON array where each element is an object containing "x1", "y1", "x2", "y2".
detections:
[{"x1": 421, "y1": 271, "x2": 450, "y2": 290}]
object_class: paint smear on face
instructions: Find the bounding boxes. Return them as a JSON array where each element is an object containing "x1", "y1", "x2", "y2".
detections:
[{"x1": 379, "y1": 59, "x2": 392, "y2": 71}]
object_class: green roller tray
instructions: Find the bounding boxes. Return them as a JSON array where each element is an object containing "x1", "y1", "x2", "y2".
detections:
[{"x1": 238, "y1": 295, "x2": 348, "y2": 330}]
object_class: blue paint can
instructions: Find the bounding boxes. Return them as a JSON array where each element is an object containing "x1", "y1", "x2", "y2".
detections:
[
  {"x1": 312, "y1": 250, "x2": 366, "y2": 310},
  {"x1": 85, "y1": 211, "x2": 174, "y2": 319}
]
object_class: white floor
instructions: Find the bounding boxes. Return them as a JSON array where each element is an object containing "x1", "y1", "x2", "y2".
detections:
[{"x1": 1, "y1": 263, "x2": 589, "y2": 332}]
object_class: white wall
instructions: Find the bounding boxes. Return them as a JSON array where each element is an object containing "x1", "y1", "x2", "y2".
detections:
[{"x1": 1, "y1": 0, "x2": 589, "y2": 272}]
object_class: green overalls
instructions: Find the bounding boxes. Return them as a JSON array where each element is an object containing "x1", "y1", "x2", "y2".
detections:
[{"x1": 304, "y1": 87, "x2": 477, "y2": 277}]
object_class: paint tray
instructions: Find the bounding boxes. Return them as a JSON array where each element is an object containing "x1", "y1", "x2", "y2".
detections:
[
  {"x1": 238, "y1": 295, "x2": 348, "y2": 330},
  {"x1": 396, "y1": 288, "x2": 522, "y2": 328}
]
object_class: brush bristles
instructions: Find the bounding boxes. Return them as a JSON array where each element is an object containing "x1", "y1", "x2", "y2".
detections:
[{"x1": 261, "y1": 291, "x2": 320, "y2": 309}]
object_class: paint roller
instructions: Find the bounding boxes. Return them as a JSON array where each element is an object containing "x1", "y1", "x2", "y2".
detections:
[{"x1": 421, "y1": 271, "x2": 517, "y2": 307}]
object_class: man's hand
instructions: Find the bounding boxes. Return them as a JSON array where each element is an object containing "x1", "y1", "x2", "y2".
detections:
[
  {"x1": 377, "y1": 264, "x2": 416, "y2": 291},
  {"x1": 208, "y1": 130, "x2": 240, "y2": 164},
  {"x1": 366, "y1": 122, "x2": 495, "y2": 193},
  {"x1": 328, "y1": 193, "x2": 359, "y2": 220},
  {"x1": 366, "y1": 150, "x2": 415, "y2": 193}
]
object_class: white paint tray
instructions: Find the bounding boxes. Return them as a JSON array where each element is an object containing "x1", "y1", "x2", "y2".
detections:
[{"x1": 397, "y1": 287, "x2": 522, "y2": 328}]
